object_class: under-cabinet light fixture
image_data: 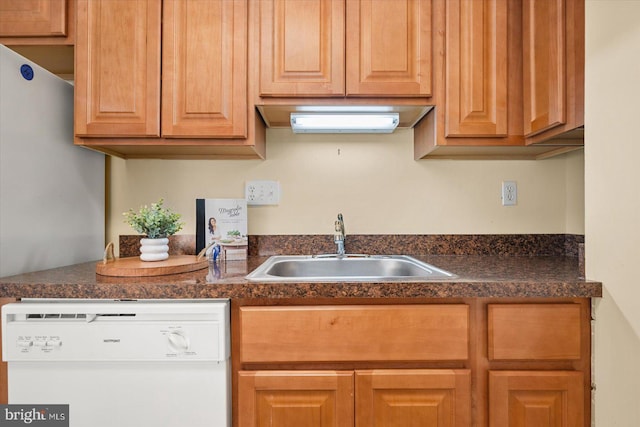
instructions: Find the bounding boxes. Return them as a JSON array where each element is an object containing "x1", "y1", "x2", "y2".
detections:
[{"x1": 290, "y1": 112, "x2": 400, "y2": 133}]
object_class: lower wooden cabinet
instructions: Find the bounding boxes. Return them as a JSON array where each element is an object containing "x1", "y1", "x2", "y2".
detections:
[
  {"x1": 234, "y1": 300, "x2": 591, "y2": 427},
  {"x1": 238, "y1": 369, "x2": 471, "y2": 427},
  {"x1": 238, "y1": 371, "x2": 354, "y2": 427},
  {"x1": 356, "y1": 370, "x2": 471, "y2": 427},
  {"x1": 489, "y1": 371, "x2": 584, "y2": 427}
]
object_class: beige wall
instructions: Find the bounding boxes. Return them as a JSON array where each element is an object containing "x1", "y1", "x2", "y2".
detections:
[
  {"x1": 586, "y1": 1, "x2": 640, "y2": 424},
  {"x1": 108, "y1": 130, "x2": 584, "y2": 250}
]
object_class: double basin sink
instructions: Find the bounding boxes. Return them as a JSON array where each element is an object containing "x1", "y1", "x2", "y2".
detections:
[{"x1": 246, "y1": 254, "x2": 456, "y2": 282}]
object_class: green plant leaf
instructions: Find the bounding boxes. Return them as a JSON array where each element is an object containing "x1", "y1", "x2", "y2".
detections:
[{"x1": 123, "y1": 199, "x2": 184, "y2": 238}]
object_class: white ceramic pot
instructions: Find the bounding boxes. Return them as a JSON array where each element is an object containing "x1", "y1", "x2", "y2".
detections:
[{"x1": 139, "y1": 237, "x2": 169, "y2": 262}]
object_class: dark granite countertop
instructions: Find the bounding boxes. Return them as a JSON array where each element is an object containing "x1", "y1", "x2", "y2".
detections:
[{"x1": 0, "y1": 255, "x2": 602, "y2": 300}]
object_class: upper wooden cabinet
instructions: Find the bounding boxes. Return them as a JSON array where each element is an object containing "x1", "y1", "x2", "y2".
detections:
[
  {"x1": 523, "y1": 0, "x2": 565, "y2": 137},
  {"x1": 76, "y1": 0, "x2": 245, "y2": 139},
  {"x1": 259, "y1": 0, "x2": 345, "y2": 97},
  {"x1": 523, "y1": 0, "x2": 584, "y2": 144},
  {"x1": 445, "y1": 0, "x2": 508, "y2": 137},
  {"x1": 74, "y1": 0, "x2": 262, "y2": 159},
  {"x1": 258, "y1": 0, "x2": 432, "y2": 98},
  {"x1": 0, "y1": 0, "x2": 74, "y2": 44},
  {"x1": 162, "y1": 0, "x2": 247, "y2": 138},
  {"x1": 75, "y1": 0, "x2": 161, "y2": 138},
  {"x1": 346, "y1": 0, "x2": 432, "y2": 96},
  {"x1": 415, "y1": 0, "x2": 584, "y2": 160}
]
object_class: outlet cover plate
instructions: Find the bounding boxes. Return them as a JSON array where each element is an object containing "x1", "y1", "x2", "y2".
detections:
[
  {"x1": 246, "y1": 180, "x2": 280, "y2": 205},
  {"x1": 502, "y1": 180, "x2": 517, "y2": 206}
]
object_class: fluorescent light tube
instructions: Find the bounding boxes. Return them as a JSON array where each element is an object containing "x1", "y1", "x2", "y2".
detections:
[{"x1": 290, "y1": 113, "x2": 400, "y2": 133}]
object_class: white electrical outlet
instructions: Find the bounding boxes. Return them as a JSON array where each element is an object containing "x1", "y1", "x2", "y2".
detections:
[
  {"x1": 502, "y1": 181, "x2": 517, "y2": 206},
  {"x1": 245, "y1": 180, "x2": 280, "y2": 205}
]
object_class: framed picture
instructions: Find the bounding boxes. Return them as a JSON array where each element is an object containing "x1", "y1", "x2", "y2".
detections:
[{"x1": 196, "y1": 199, "x2": 248, "y2": 259}]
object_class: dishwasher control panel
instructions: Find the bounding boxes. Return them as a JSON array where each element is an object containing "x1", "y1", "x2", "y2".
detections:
[
  {"x1": 2, "y1": 300, "x2": 230, "y2": 362},
  {"x1": 16, "y1": 335, "x2": 63, "y2": 351}
]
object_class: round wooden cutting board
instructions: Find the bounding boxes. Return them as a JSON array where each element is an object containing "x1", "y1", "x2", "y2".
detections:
[{"x1": 96, "y1": 255, "x2": 208, "y2": 277}]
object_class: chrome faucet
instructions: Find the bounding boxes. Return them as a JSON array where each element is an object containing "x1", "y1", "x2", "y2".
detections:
[{"x1": 334, "y1": 213, "x2": 345, "y2": 256}]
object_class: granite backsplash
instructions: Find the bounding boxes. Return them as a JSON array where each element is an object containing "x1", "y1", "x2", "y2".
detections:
[{"x1": 119, "y1": 234, "x2": 584, "y2": 258}]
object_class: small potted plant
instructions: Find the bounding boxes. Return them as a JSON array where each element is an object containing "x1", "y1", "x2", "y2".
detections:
[{"x1": 123, "y1": 199, "x2": 184, "y2": 261}]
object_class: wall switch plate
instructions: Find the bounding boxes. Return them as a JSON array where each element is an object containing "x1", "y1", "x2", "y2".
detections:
[
  {"x1": 245, "y1": 180, "x2": 280, "y2": 205},
  {"x1": 502, "y1": 181, "x2": 517, "y2": 206}
]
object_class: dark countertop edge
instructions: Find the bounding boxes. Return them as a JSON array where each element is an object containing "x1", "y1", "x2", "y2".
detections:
[
  {"x1": 0, "y1": 255, "x2": 603, "y2": 300},
  {"x1": 0, "y1": 281, "x2": 603, "y2": 300}
]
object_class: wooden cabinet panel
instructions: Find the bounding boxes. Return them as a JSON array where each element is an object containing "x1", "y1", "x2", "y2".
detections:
[
  {"x1": 0, "y1": 0, "x2": 66, "y2": 37},
  {"x1": 356, "y1": 369, "x2": 471, "y2": 427},
  {"x1": 259, "y1": 0, "x2": 345, "y2": 97},
  {"x1": 346, "y1": 0, "x2": 432, "y2": 96},
  {"x1": 240, "y1": 305, "x2": 469, "y2": 363},
  {"x1": 522, "y1": 0, "x2": 565, "y2": 136},
  {"x1": 445, "y1": 0, "x2": 508, "y2": 136},
  {"x1": 488, "y1": 303, "x2": 582, "y2": 361},
  {"x1": 238, "y1": 371, "x2": 354, "y2": 427},
  {"x1": 75, "y1": 0, "x2": 161, "y2": 137},
  {"x1": 489, "y1": 371, "x2": 584, "y2": 427},
  {"x1": 162, "y1": 0, "x2": 247, "y2": 138}
]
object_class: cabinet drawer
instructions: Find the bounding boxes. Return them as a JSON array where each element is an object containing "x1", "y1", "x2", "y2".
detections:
[
  {"x1": 488, "y1": 304, "x2": 582, "y2": 360},
  {"x1": 240, "y1": 305, "x2": 469, "y2": 363}
]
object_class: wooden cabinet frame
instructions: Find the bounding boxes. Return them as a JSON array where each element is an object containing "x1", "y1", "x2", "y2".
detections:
[{"x1": 233, "y1": 297, "x2": 592, "y2": 427}]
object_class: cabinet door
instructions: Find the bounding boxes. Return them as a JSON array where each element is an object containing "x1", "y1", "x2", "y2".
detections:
[
  {"x1": 238, "y1": 371, "x2": 354, "y2": 427},
  {"x1": 259, "y1": 0, "x2": 345, "y2": 97},
  {"x1": 356, "y1": 370, "x2": 471, "y2": 427},
  {"x1": 0, "y1": 0, "x2": 66, "y2": 37},
  {"x1": 75, "y1": 0, "x2": 161, "y2": 137},
  {"x1": 445, "y1": 0, "x2": 508, "y2": 137},
  {"x1": 346, "y1": 0, "x2": 431, "y2": 97},
  {"x1": 522, "y1": 0, "x2": 565, "y2": 137},
  {"x1": 162, "y1": 0, "x2": 247, "y2": 138},
  {"x1": 489, "y1": 371, "x2": 584, "y2": 427}
]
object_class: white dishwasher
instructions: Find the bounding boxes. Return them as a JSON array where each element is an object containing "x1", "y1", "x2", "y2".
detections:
[{"x1": 1, "y1": 299, "x2": 230, "y2": 427}]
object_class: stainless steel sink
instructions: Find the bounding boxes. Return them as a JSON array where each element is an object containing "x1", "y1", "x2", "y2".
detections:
[{"x1": 246, "y1": 255, "x2": 456, "y2": 282}]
